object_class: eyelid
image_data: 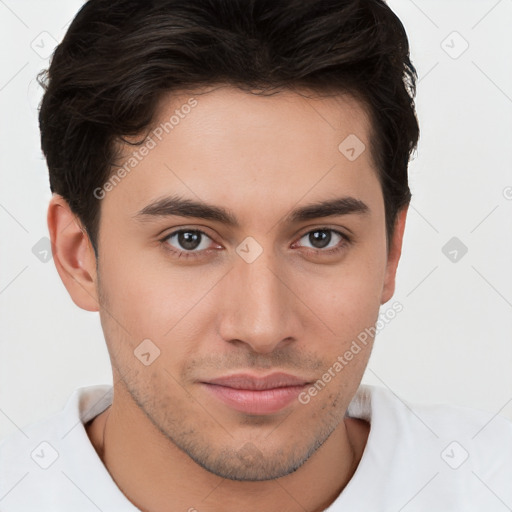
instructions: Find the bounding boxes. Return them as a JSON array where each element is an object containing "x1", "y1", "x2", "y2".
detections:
[
  {"x1": 159, "y1": 224, "x2": 218, "y2": 239},
  {"x1": 293, "y1": 226, "x2": 352, "y2": 244}
]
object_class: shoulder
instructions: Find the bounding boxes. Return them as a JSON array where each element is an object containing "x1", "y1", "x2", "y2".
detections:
[
  {"x1": 0, "y1": 385, "x2": 113, "y2": 510},
  {"x1": 365, "y1": 384, "x2": 512, "y2": 458},
  {"x1": 359, "y1": 385, "x2": 512, "y2": 507}
]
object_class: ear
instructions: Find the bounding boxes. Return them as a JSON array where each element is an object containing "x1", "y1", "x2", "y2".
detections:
[
  {"x1": 47, "y1": 194, "x2": 99, "y2": 312},
  {"x1": 380, "y1": 205, "x2": 408, "y2": 305}
]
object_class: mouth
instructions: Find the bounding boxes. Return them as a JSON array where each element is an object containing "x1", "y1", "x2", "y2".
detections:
[{"x1": 200, "y1": 372, "x2": 312, "y2": 415}]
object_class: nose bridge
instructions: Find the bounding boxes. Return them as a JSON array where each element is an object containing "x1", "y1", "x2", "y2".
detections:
[{"x1": 220, "y1": 248, "x2": 294, "y2": 353}]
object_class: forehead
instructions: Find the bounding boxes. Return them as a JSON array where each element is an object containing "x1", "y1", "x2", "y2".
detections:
[{"x1": 105, "y1": 85, "x2": 381, "y2": 224}]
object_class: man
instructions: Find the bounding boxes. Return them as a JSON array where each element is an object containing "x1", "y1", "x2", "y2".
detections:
[{"x1": 1, "y1": 0, "x2": 511, "y2": 510}]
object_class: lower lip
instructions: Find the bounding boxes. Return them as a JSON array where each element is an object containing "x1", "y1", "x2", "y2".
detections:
[{"x1": 201, "y1": 383, "x2": 307, "y2": 415}]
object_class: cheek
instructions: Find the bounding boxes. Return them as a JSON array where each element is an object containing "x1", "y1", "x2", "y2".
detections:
[
  {"x1": 97, "y1": 241, "x2": 223, "y2": 365},
  {"x1": 98, "y1": 232, "x2": 186, "y2": 317},
  {"x1": 302, "y1": 248, "x2": 387, "y2": 340}
]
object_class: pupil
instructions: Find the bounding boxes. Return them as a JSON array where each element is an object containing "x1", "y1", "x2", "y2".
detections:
[
  {"x1": 310, "y1": 230, "x2": 331, "y2": 249},
  {"x1": 179, "y1": 231, "x2": 201, "y2": 250}
]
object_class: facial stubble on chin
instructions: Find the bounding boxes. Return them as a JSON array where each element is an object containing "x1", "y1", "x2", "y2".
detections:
[{"x1": 122, "y1": 372, "x2": 350, "y2": 482}]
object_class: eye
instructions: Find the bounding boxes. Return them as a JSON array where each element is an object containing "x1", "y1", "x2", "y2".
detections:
[
  {"x1": 295, "y1": 228, "x2": 349, "y2": 252},
  {"x1": 163, "y1": 229, "x2": 214, "y2": 253},
  {"x1": 160, "y1": 227, "x2": 351, "y2": 261}
]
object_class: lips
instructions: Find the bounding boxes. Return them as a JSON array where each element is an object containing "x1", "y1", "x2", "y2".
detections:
[
  {"x1": 201, "y1": 372, "x2": 311, "y2": 415},
  {"x1": 205, "y1": 372, "x2": 309, "y2": 390}
]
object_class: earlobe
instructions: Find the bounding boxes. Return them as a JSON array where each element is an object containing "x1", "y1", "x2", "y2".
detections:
[
  {"x1": 47, "y1": 194, "x2": 99, "y2": 312},
  {"x1": 380, "y1": 205, "x2": 408, "y2": 305}
]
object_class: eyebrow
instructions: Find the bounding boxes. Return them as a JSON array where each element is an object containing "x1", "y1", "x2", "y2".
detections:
[{"x1": 134, "y1": 194, "x2": 370, "y2": 227}]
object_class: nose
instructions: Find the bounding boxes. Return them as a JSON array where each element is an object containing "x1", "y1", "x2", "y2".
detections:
[{"x1": 218, "y1": 248, "x2": 299, "y2": 354}]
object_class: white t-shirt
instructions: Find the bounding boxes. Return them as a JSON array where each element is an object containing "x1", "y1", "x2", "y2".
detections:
[{"x1": 1, "y1": 384, "x2": 511, "y2": 511}]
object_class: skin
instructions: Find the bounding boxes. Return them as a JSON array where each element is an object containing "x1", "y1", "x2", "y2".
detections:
[{"x1": 48, "y1": 85, "x2": 407, "y2": 512}]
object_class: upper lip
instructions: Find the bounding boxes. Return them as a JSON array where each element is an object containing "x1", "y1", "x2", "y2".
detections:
[{"x1": 203, "y1": 372, "x2": 310, "y2": 390}]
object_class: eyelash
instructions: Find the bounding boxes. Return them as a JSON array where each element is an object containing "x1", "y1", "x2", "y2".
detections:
[{"x1": 160, "y1": 228, "x2": 352, "y2": 260}]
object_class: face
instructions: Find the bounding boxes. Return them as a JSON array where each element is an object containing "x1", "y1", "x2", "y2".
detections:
[{"x1": 93, "y1": 85, "x2": 397, "y2": 481}]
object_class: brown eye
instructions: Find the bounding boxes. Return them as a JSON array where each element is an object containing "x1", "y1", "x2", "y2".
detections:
[
  {"x1": 297, "y1": 229, "x2": 347, "y2": 251},
  {"x1": 164, "y1": 230, "x2": 212, "y2": 252}
]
